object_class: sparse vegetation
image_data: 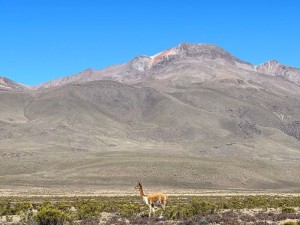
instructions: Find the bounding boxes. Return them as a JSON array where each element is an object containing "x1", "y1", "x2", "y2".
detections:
[
  {"x1": 282, "y1": 207, "x2": 297, "y2": 213},
  {"x1": 283, "y1": 222, "x2": 297, "y2": 225},
  {"x1": 36, "y1": 207, "x2": 65, "y2": 225},
  {"x1": 76, "y1": 199, "x2": 103, "y2": 219},
  {"x1": 0, "y1": 195, "x2": 299, "y2": 224}
]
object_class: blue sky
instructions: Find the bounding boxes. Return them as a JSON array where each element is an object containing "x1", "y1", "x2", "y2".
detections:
[{"x1": 1, "y1": 0, "x2": 299, "y2": 86}]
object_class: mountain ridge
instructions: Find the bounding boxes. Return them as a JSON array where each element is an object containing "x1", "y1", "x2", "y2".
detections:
[
  {"x1": 3, "y1": 43, "x2": 299, "y2": 90},
  {"x1": 36, "y1": 43, "x2": 299, "y2": 88},
  {"x1": 0, "y1": 76, "x2": 29, "y2": 91}
]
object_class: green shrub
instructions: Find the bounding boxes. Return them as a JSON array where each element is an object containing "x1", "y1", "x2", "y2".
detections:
[
  {"x1": 190, "y1": 199, "x2": 216, "y2": 215},
  {"x1": 227, "y1": 196, "x2": 243, "y2": 209},
  {"x1": 76, "y1": 200, "x2": 103, "y2": 220},
  {"x1": 165, "y1": 200, "x2": 216, "y2": 220},
  {"x1": 0, "y1": 199, "x2": 14, "y2": 215},
  {"x1": 282, "y1": 207, "x2": 296, "y2": 213},
  {"x1": 39, "y1": 201, "x2": 52, "y2": 209},
  {"x1": 36, "y1": 207, "x2": 65, "y2": 225},
  {"x1": 283, "y1": 221, "x2": 297, "y2": 225},
  {"x1": 55, "y1": 202, "x2": 72, "y2": 213},
  {"x1": 165, "y1": 205, "x2": 193, "y2": 219},
  {"x1": 117, "y1": 203, "x2": 141, "y2": 218},
  {"x1": 15, "y1": 202, "x2": 33, "y2": 214}
]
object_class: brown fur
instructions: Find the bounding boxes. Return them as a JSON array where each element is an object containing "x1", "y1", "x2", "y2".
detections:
[{"x1": 135, "y1": 182, "x2": 167, "y2": 217}]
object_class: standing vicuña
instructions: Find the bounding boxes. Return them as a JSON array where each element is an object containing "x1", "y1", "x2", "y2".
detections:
[{"x1": 135, "y1": 182, "x2": 167, "y2": 217}]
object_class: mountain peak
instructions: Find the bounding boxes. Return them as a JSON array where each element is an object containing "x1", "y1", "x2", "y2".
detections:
[
  {"x1": 177, "y1": 42, "x2": 224, "y2": 51},
  {"x1": 256, "y1": 60, "x2": 285, "y2": 76},
  {"x1": 157, "y1": 43, "x2": 228, "y2": 56},
  {"x1": 144, "y1": 43, "x2": 239, "y2": 69},
  {"x1": 258, "y1": 60, "x2": 280, "y2": 67},
  {"x1": 169, "y1": 43, "x2": 243, "y2": 63},
  {"x1": 83, "y1": 68, "x2": 94, "y2": 73},
  {"x1": 33, "y1": 42, "x2": 300, "y2": 89},
  {"x1": 268, "y1": 59, "x2": 280, "y2": 64},
  {"x1": 0, "y1": 77, "x2": 28, "y2": 91},
  {"x1": 255, "y1": 60, "x2": 300, "y2": 85}
]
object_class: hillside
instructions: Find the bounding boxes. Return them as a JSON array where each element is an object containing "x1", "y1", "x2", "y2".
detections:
[{"x1": 0, "y1": 43, "x2": 300, "y2": 193}]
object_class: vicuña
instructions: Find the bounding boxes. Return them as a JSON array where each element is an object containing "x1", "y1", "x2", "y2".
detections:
[{"x1": 135, "y1": 182, "x2": 167, "y2": 217}]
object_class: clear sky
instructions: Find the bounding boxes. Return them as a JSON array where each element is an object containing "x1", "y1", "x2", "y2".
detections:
[{"x1": 1, "y1": 0, "x2": 299, "y2": 86}]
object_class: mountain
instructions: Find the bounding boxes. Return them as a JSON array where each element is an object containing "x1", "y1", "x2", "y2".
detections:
[
  {"x1": 255, "y1": 60, "x2": 300, "y2": 85},
  {"x1": 1, "y1": 43, "x2": 300, "y2": 193},
  {"x1": 36, "y1": 43, "x2": 300, "y2": 89},
  {"x1": 0, "y1": 77, "x2": 28, "y2": 91}
]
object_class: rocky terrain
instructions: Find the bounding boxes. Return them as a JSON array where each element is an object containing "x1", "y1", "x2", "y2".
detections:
[
  {"x1": 0, "y1": 77, "x2": 28, "y2": 91},
  {"x1": 35, "y1": 43, "x2": 300, "y2": 88},
  {"x1": 0, "y1": 43, "x2": 299, "y2": 193}
]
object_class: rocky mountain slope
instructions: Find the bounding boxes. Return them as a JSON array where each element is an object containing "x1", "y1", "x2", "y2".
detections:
[
  {"x1": 255, "y1": 60, "x2": 300, "y2": 85},
  {"x1": 0, "y1": 77, "x2": 29, "y2": 91},
  {"x1": 35, "y1": 43, "x2": 300, "y2": 89},
  {"x1": 0, "y1": 43, "x2": 299, "y2": 193}
]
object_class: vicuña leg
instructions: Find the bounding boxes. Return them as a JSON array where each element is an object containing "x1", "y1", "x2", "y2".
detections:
[
  {"x1": 148, "y1": 204, "x2": 152, "y2": 217},
  {"x1": 161, "y1": 202, "x2": 166, "y2": 216},
  {"x1": 152, "y1": 206, "x2": 156, "y2": 216}
]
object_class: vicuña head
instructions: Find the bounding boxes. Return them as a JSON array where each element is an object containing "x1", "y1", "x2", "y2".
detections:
[
  {"x1": 135, "y1": 182, "x2": 142, "y2": 191},
  {"x1": 135, "y1": 182, "x2": 167, "y2": 218}
]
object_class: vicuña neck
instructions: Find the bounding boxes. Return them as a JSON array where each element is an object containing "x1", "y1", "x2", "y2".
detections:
[{"x1": 139, "y1": 186, "x2": 145, "y2": 196}]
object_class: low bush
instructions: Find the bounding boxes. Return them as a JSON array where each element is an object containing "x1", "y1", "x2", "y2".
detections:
[
  {"x1": 0, "y1": 199, "x2": 14, "y2": 215},
  {"x1": 283, "y1": 221, "x2": 297, "y2": 225},
  {"x1": 36, "y1": 207, "x2": 65, "y2": 225},
  {"x1": 190, "y1": 199, "x2": 216, "y2": 215},
  {"x1": 282, "y1": 207, "x2": 296, "y2": 213},
  {"x1": 164, "y1": 199, "x2": 217, "y2": 220},
  {"x1": 76, "y1": 200, "x2": 103, "y2": 220},
  {"x1": 165, "y1": 204, "x2": 193, "y2": 219}
]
